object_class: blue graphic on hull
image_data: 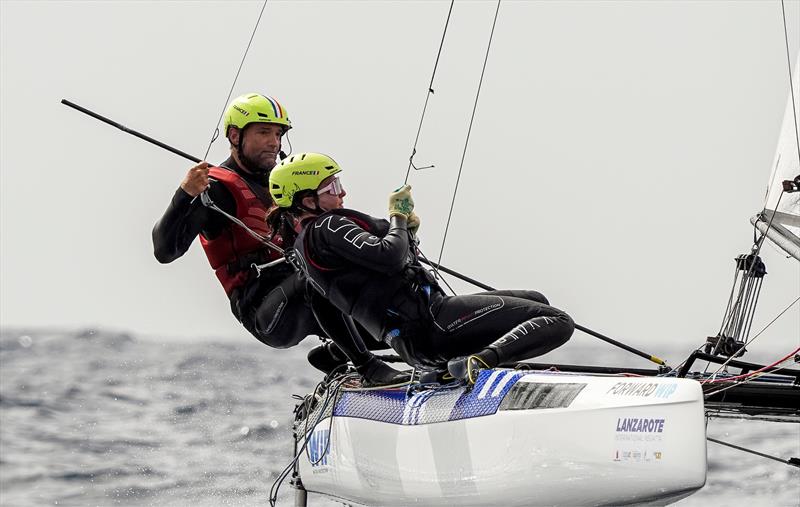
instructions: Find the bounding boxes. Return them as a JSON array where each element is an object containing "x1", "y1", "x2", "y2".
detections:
[
  {"x1": 308, "y1": 428, "x2": 330, "y2": 466},
  {"x1": 333, "y1": 369, "x2": 527, "y2": 425}
]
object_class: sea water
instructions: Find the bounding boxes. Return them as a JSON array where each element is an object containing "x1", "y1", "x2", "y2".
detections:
[{"x1": 1, "y1": 329, "x2": 797, "y2": 506}]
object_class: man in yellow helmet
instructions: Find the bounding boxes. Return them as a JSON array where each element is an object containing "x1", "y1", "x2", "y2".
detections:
[{"x1": 152, "y1": 94, "x2": 401, "y2": 383}]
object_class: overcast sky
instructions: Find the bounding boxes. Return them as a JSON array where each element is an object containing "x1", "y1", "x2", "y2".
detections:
[{"x1": 1, "y1": 1, "x2": 798, "y2": 362}]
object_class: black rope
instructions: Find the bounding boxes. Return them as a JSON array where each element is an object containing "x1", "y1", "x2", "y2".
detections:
[
  {"x1": 268, "y1": 373, "x2": 357, "y2": 505},
  {"x1": 202, "y1": 0, "x2": 269, "y2": 160},
  {"x1": 707, "y1": 436, "x2": 800, "y2": 468},
  {"x1": 437, "y1": 0, "x2": 501, "y2": 265},
  {"x1": 404, "y1": 0, "x2": 456, "y2": 184}
]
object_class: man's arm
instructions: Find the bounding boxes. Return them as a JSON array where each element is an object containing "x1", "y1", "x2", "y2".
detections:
[{"x1": 152, "y1": 163, "x2": 234, "y2": 263}]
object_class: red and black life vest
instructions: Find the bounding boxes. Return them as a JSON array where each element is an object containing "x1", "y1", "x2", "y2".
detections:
[{"x1": 200, "y1": 167, "x2": 283, "y2": 295}]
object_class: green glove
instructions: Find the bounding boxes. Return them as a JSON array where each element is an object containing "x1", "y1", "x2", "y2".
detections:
[
  {"x1": 407, "y1": 212, "x2": 421, "y2": 236},
  {"x1": 388, "y1": 184, "x2": 414, "y2": 218}
]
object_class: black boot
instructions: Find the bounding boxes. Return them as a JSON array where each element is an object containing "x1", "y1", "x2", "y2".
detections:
[
  {"x1": 307, "y1": 342, "x2": 349, "y2": 375},
  {"x1": 356, "y1": 356, "x2": 411, "y2": 387},
  {"x1": 446, "y1": 355, "x2": 492, "y2": 385}
]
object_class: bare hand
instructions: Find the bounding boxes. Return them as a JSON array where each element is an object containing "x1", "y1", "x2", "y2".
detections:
[{"x1": 180, "y1": 162, "x2": 210, "y2": 197}]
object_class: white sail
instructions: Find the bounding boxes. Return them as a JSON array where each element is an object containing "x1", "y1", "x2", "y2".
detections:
[{"x1": 752, "y1": 55, "x2": 800, "y2": 260}]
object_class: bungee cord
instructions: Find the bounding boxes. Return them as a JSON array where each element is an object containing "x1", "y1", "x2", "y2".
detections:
[
  {"x1": 403, "y1": 0, "x2": 455, "y2": 185},
  {"x1": 202, "y1": 0, "x2": 269, "y2": 160},
  {"x1": 437, "y1": 0, "x2": 501, "y2": 266}
]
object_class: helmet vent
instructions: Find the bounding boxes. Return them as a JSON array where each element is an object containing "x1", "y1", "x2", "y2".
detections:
[
  {"x1": 301, "y1": 154, "x2": 307, "y2": 160},
  {"x1": 325, "y1": 166, "x2": 334, "y2": 170},
  {"x1": 256, "y1": 112, "x2": 271, "y2": 118}
]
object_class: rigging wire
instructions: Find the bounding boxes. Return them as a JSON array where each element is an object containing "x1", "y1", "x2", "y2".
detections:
[
  {"x1": 707, "y1": 437, "x2": 800, "y2": 468},
  {"x1": 202, "y1": 0, "x2": 269, "y2": 160},
  {"x1": 416, "y1": 247, "x2": 458, "y2": 295},
  {"x1": 703, "y1": 264, "x2": 799, "y2": 382},
  {"x1": 702, "y1": 0, "x2": 800, "y2": 374},
  {"x1": 699, "y1": 191, "x2": 786, "y2": 375},
  {"x1": 437, "y1": 0, "x2": 501, "y2": 265},
  {"x1": 404, "y1": 0, "x2": 456, "y2": 185}
]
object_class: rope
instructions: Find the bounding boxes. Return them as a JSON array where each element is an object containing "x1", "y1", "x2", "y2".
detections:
[
  {"x1": 416, "y1": 247, "x2": 457, "y2": 295},
  {"x1": 699, "y1": 191, "x2": 786, "y2": 374},
  {"x1": 705, "y1": 295, "x2": 799, "y2": 381},
  {"x1": 404, "y1": 0, "x2": 456, "y2": 184},
  {"x1": 202, "y1": 0, "x2": 269, "y2": 160},
  {"x1": 268, "y1": 372, "x2": 358, "y2": 506},
  {"x1": 437, "y1": 0, "x2": 502, "y2": 265},
  {"x1": 199, "y1": 192, "x2": 284, "y2": 254},
  {"x1": 702, "y1": 345, "x2": 799, "y2": 385}
]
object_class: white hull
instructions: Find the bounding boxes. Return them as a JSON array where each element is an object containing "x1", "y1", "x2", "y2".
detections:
[{"x1": 296, "y1": 370, "x2": 707, "y2": 506}]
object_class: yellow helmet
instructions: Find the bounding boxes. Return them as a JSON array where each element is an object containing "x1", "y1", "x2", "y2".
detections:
[
  {"x1": 269, "y1": 153, "x2": 342, "y2": 208},
  {"x1": 223, "y1": 93, "x2": 291, "y2": 137}
]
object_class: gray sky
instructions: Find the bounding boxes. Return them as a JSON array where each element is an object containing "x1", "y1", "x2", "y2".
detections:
[{"x1": 1, "y1": 1, "x2": 798, "y2": 360}]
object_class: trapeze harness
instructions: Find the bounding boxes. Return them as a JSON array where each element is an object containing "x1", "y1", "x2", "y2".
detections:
[
  {"x1": 293, "y1": 209, "x2": 441, "y2": 363},
  {"x1": 199, "y1": 165, "x2": 285, "y2": 296}
]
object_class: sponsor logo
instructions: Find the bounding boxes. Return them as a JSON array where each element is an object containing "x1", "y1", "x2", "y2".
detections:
[
  {"x1": 614, "y1": 449, "x2": 661, "y2": 463},
  {"x1": 445, "y1": 302, "x2": 503, "y2": 331},
  {"x1": 233, "y1": 105, "x2": 249, "y2": 116},
  {"x1": 615, "y1": 417, "x2": 666, "y2": 442},
  {"x1": 292, "y1": 170, "x2": 319, "y2": 175},
  {"x1": 606, "y1": 382, "x2": 677, "y2": 399},
  {"x1": 616, "y1": 417, "x2": 665, "y2": 433}
]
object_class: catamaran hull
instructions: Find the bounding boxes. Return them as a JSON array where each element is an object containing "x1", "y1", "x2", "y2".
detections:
[{"x1": 295, "y1": 371, "x2": 707, "y2": 506}]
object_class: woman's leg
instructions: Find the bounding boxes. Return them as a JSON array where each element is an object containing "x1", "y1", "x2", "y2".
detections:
[{"x1": 425, "y1": 291, "x2": 574, "y2": 366}]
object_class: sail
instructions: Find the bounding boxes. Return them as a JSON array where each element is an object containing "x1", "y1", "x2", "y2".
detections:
[{"x1": 752, "y1": 56, "x2": 800, "y2": 261}]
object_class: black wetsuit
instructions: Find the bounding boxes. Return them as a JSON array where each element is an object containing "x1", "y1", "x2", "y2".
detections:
[
  {"x1": 295, "y1": 209, "x2": 575, "y2": 368},
  {"x1": 151, "y1": 157, "x2": 316, "y2": 349}
]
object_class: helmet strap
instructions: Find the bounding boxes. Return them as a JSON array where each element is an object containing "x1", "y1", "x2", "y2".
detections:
[{"x1": 295, "y1": 193, "x2": 323, "y2": 215}]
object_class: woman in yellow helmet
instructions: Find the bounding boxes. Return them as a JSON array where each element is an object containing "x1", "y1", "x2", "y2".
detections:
[{"x1": 269, "y1": 153, "x2": 575, "y2": 383}]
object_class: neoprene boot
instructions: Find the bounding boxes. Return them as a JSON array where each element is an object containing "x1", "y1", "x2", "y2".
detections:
[
  {"x1": 447, "y1": 354, "x2": 493, "y2": 384},
  {"x1": 307, "y1": 341, "x2": 349, "y2": 375},
  {"x1": 356, "y1": 356, "x2": 411, "y2": 387}
]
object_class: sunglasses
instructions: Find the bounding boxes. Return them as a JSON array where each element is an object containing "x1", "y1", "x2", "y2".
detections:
[{"x1": 317, "y1": 177, "x2": 344, "y2": 196}]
